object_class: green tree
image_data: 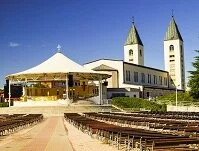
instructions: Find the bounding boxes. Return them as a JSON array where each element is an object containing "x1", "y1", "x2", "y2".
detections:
[{"x1": 188, "y1": 50, "x2": 199, "y2": 99}]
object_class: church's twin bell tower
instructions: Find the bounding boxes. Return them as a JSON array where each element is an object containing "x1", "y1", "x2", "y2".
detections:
[
  {"x1": 164, "y1": 16, "x2": 185, "y2": 90},
  {"x1": 123, "y1": 16, "x2": 185, "y2": 90},
  {"x1": 124, "y1": 22, "x2": 144, "y2": 66}
]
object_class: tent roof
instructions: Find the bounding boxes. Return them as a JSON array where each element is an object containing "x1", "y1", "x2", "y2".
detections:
[{"x1": 6, "y1": 52, "x2": 110, "y2": 81}]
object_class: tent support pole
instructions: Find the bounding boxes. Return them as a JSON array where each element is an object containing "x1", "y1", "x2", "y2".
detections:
[
  {"x1": 22, "y1": 85, "x2": 25, "y2": 96},
  {"x1": 99, "y1": 76, "x2": 103, "y2": 105},
  {"x1": 25, "y1": 78, "x2": 27, "y2": 97},
  {"x1": 24, "y1": 78, "x2": 27, "y2": 101},
  {"x1": 66, "y1": 74, "x2": 69, "y2": 100},
  {"x1": 8, "y1": 80, "x2": 11, "y2": 107}
]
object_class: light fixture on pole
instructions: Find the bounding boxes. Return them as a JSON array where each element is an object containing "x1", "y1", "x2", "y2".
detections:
[{"x1": 176, "y1": 84, "x2": 180, "y2": 110}]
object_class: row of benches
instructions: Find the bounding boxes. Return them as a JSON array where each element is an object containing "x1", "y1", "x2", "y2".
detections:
[
  {"x1": 117, "y1": 111, "x2": 199, "y2": 120},
  {"x1": 0, "y1": 114, "x2": 43, "y2": 136},
  {"x1": 88, "y1": 112, "x2": 199, "y2": 135},
  {"x1": 64, "y1": 113, "x2": 199, "y2": 151}
]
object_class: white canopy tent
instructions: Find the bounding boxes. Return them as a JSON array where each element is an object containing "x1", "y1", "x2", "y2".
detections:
[{"x1": 6, "y1": 50, "x2": 111, "y2": 105}]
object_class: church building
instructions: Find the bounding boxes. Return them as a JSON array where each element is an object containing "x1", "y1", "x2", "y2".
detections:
[{"x1": 84, "y1": 16, "x2": 185, "y2": 99}]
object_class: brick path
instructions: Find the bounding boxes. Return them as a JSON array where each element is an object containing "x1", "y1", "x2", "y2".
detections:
[{"x1": 0, "y1": 117, "x2": 74, "y2": 151}]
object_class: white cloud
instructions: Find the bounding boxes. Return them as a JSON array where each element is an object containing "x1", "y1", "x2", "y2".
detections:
[{"x1": 9, "y1": 42, "x2": 20, "y2": 47}]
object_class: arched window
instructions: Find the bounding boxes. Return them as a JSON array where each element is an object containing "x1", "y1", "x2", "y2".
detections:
[
  {"x1": 169, "y1": 45, "x2": 174, "y2": 51},
  {"x1": 129, "y1": 49, "x2": 133, "y2": 56},
  {"x1": 140, "y1": 49, "x2": 142, "y2": 56}
]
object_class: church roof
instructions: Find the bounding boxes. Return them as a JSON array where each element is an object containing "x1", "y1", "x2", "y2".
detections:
[
  {"x1": 164, "y1": 17, "x2": 183, "y2": 41},
  {"x1": 125, "y1": 24, "x2": 143, "y2": 46},
  {"x1": 92, "y1": 64, "x2": 117, "y2": 71}
]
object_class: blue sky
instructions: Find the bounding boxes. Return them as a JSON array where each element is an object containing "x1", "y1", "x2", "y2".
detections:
[{"x1": 1, "y1": 0, "x2": 199, "y2": 88}]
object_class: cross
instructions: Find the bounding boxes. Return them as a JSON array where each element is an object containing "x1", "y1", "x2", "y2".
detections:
[
  {"x1": 172, "y1": 9, "x2": 174, "y2": 17},
  {"x1": 132, "y1": 16, "x2": 135, "y2": 24},
  {"x1": 57, "y1": 44, "x2": 61, "y2": 52}
]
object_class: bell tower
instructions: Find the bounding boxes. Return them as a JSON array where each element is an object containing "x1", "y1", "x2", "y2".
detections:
[
  {"x1": 164, "y1": 16, "x2": 185, "y2": 90},
  {"x1": 124, "y1": 20, "x2": 144, "y2": 65}
]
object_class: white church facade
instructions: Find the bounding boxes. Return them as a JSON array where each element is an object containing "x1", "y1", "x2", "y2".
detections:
[{"x1": 84, "y1": 16, "x2": 185, "y2": 99}]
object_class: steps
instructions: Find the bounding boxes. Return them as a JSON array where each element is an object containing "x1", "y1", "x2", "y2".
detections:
[
  {"x1": 0, "y1": 105, "x2": 112, "y2": 117},
  {"x1": 111, "y1": 106, "x2": 123, "y2": 112}
]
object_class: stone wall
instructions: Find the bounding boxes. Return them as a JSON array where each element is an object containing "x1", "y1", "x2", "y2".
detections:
[
  {"x1": 167, "y1": 105, "x2": 199, "y2": 112},
  {"x1": 143, "y1": 87, "x2": 176, "y2": 99}
]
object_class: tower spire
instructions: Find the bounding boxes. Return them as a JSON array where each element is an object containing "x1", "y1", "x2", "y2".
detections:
[
  {"x1": 125, "y1": 19, "x2": 143, "y2": 46},
  {"x1": 164, "y1": 16, "x2": 183, "y2": 41}
]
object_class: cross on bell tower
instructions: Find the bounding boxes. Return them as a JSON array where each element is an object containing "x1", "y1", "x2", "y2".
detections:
[{"x1": 57, "y1": 44, "x2": 62, "y2": 53}]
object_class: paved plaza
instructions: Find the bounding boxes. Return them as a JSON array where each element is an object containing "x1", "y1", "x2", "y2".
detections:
[
  {"x1": 0, "y1": 117, "x2": 74, "y2": 151},
  {"x1": 0, "y1": 103, "x2": 116, "y2": 151}
]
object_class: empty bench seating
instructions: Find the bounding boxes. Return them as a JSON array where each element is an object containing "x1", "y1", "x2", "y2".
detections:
[
  {"x1": 0, "y1": 114, "x2": 43, "y2": 136},
  {"x1": 64, "y1": 113, "x2": 199, "y2": 151},
  {"x1": 87, "y1": 112, "x2": 199, "y2": 136}
]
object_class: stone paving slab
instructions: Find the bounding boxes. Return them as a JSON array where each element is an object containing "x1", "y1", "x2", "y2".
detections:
[
  {"x1": 0, "y1": 117, "x2": 73, "y2": 151},
  {"x1": 64, "y1": 120, "x2": 118, "y2": 151},
  {"x1": 44, "y1": 118, "x2": 74, "y2": 151}
]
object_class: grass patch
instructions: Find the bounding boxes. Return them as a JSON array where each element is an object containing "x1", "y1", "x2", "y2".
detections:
[
  {"x1": 157, "y1": 92, "x2": 199, "y2": 106},
  {"x1": 112, "y1": 97, "x2": 166, "y2": 112}
]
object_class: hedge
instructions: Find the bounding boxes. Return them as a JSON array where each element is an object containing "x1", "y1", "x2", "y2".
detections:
[
  {"x1": 0, "y1": 102, "x2": 9, "y2": 107},
  {"x1": 112, "y1": 97, "x2": 166, "y2": 112}
]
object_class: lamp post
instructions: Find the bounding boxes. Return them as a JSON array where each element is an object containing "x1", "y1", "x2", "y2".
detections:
[
  {"x1": 175, "y1": 84, "x2": 180, "y2": 110},
  {"x1": 176, "y1": 87, "x2": 177, "y2": 107},
  {"x1": 72, "y1": 88, "x2": 75, "y2": 102}
]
